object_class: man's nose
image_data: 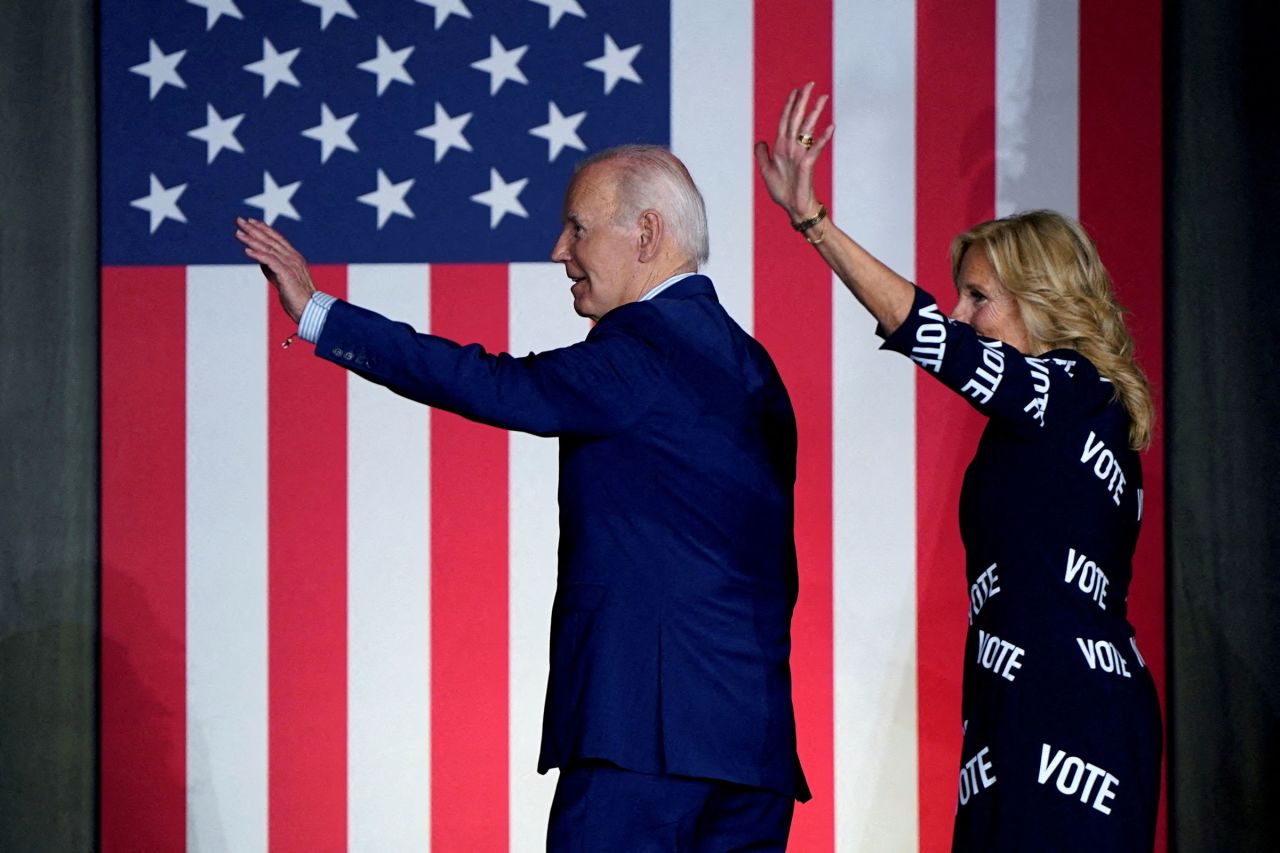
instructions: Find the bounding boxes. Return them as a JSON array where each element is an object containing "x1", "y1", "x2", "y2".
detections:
[{"x1": 550, "y1": 231, "x2": 570, "y2": 263}]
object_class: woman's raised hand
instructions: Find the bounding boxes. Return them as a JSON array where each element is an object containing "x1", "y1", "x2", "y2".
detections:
[{"x1": 754, "y1": 82, "x2": 834, "y2": 223}]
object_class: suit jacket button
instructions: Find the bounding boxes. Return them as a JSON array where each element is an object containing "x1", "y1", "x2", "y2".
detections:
[
  {"x1": 332, "y1": 347, "x2": 343, "y2": 357},
  {"x1": 343, "y1": 351, "x2": 353, "y2": 360}
]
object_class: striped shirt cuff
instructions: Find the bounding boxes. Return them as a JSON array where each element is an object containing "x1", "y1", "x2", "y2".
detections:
[{"x1": 298, "y1": 291, "x2": 338, "y2": 343}]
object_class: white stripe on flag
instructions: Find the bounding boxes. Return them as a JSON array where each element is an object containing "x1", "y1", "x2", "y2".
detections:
[
  {"x1": 831, "y1": 1, "x2": 920, "y2": 849},
  {"x1": 508, "y1": 262, "x2": 593, "y2": 851},
  {"x1": 347, "y1": 265, "x2": 433, "y2": 851},
  {"x1": 186, "y1": 265, "x2": 269, "y2": 853},
  {"x1": 671, "y1": 0, "x2": 754, "y2": 333},
  {"x1": 996, "y1": 0, "x2": 1080, "y2": 217}
]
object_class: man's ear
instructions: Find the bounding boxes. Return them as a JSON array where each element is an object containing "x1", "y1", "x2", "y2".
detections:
[{"x1": 637, "y1": 209, "x2": 663, "y2": 263}]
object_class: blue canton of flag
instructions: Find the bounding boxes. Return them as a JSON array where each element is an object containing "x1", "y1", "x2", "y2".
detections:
[{"x1": 100, "y1": 0, "x2": 670, "y2": 264}]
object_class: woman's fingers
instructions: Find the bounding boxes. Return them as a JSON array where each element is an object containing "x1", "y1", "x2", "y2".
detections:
[
  {"x1": 754, "y1": 139, "x2": 773, "y2": 173},
  {"x1": 757, "y1": 84, "x2": 835, "y2": 215},
  {"x1": 801, "y1": 93, "x2": 829, "y2": 138},
  {"x1": 789, "y1": 82, "x2": 814, "y2": 139},
  {"x1": 809, "y1": 123, "x2": 835, "y2": 159},
  {"x1": 773, "y1": 83, "x2": 831, "y2": 160},
  {"x1": 775, "y1": 87, "x2": 799, "y2": 148}
]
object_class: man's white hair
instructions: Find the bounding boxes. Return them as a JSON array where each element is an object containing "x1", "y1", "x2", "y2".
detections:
[{"x1": 578, "y1": 144, "x2": 710, "y2": 268}]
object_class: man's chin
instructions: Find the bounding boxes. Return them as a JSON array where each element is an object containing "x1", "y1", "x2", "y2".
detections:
[{"x1": 570, "y1": 297, "x2": 593, "y2": 320}]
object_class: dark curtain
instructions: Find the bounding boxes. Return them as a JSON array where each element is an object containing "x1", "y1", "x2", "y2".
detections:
[
  {"x1": 1166, "y1": 0, "x2": 1280, "y2": 849},
  {"x1": 1, "y1": 0, "x2": 1278, "y2": 850},
  {"x1": 0, "y1": 0, "x2": 99, "y2": 851}
]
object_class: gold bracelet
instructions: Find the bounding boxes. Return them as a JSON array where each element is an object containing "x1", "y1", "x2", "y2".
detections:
[
  {"x1": 791, "y1": 203, "x2": 827, "y2": 233},
  {"x1": 805, "y1": 223, "x2": 827, "y2": 245}
]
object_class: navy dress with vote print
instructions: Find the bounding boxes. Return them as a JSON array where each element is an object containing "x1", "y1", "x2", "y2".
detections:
[{"x1": 882, "y1": 286, "x2": 1161, "y2": 852}]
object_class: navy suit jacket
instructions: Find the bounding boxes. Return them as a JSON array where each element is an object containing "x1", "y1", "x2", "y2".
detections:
[{"x1": 315, "y1": 275, "x2": 809, "y2": 800}]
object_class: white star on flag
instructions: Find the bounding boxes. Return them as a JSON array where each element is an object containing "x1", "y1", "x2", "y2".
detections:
[
  {"x1": 244, "y1": 172, "x2": 302, "y2": 225},
  {"x1": 529, "y1": 101, "x2": 586, "y2": 162},
  {"x1": 584, "y1": 34, "x2": 642, "y2": 94},
  {"x1": 302, "y1": 103, "x2": 359, "y2": 162},
  {"x1": 415, "y1": 0, "x2": 472, "y2": 30},
  {"x1": 130, "y1": 173, "x2": 187, "y2": 233},
  {"x1": 358, "y1": 169, "x2": 415, "y2": 229},
  {"x1": 415, "y1": 102, "x2": 473, "y2": 163},
  {"x1": 470, "y1": 168, "x2": 529, "y2": 228},
  {"x1": 187, "y1": 103, "x2": 245, "y2": 164},
  {"x1": 470, "y1": 35, "x2": 529, "y2": 95},
  {"x1": 528, "y1": 0, "x2": 585, "y2": 29},
  {"x1": 129, "y1": 40, "x2": 187, "y2": 100},
  {"x1": 300, "y1": 0, "x2": 357, "y2": 30},
  {"x1": 244, "y1": 38, "x2": 301, "y2": 98},
  {"x1": 358, "y1": 36, "x2": 415, "y2": 96},
  {"x1": 187, "y1": 0, "x2": 243, "y2": 30}
]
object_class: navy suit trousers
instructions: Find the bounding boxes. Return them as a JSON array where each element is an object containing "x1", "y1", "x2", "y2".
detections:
[{"x1": 546, "y1": 761, "x2": 794, "y2": 852}]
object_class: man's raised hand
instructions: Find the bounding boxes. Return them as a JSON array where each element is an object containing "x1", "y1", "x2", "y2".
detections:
[{"x1": 235, "y1": 216, "x2": 317, "y2": 323}]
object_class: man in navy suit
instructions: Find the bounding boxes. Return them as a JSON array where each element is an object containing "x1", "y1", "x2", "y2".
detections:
[{"x1": 237, "y1": 146, "x2": 809, "y2": 850}]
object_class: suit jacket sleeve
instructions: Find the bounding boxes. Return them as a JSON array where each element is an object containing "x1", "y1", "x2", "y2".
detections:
[{"x1": 314, "y1": 298, "x2": 667, "y2": 437}]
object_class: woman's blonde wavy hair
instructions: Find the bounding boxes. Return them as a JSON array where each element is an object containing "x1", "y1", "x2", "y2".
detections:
[{"x1": 950, "y1": 210, "x2": 1154, "y2": 450}]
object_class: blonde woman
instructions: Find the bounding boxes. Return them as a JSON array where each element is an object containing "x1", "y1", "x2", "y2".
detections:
[{"x1": 757, "y1": 84, "x2": 1161, "y2": 850}]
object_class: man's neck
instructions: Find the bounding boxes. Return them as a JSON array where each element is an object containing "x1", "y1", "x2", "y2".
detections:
[
  {"x1": 633, "y1": 261, "x2": 698, "y2": 302},
  {"x1": 637, "y1": 271, "x2": 700, "y2": 304}
]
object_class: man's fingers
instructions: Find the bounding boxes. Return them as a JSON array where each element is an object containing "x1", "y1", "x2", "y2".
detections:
[
  {"x1": 236, "y1": 219, "x2": 310, "y2": 289},
  {"x1": 237, "y1": 216, "x2": 297, "y2": 257},
  {"x1": 240, "y1": 236, "x2": 292, "y2": 272},
  {"x1": 241, "y1": 240, "x2": 280, "y2": 269},
  {"x1": 235, "y1": 223, "x2": 278, "y2": 256},
  {"x1": 242, "y1": 246, "x2": 281, "y2": 279},
  {"x1": 235, "y1": 217, "x2": 315, "y2": 312},
  {"x1": 234, "y1": 230, "x2": 271, "y2": 258},
  {"x1": 251, "y1": 225, "x2": 294, "y2": 257}
]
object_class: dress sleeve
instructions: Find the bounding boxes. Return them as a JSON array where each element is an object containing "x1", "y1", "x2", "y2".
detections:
[
  {"x1": 879, "y1": 285, "x2": 1105, "y2": 430},
  {"x1": 314, "y1": 298, "x2": 667, "y2": 437}
]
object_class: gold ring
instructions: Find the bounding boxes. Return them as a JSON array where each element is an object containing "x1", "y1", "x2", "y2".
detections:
[{"x1": 797, "y1": 132, "x2": 814, "y2": 149}]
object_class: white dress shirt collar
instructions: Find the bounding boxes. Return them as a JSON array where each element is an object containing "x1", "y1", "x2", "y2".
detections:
[{"x1": 638, "y1": 272, "x2": 696, "y2": 302}]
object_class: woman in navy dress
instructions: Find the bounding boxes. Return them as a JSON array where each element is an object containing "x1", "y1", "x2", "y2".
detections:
[{"x1": 756, "y1": 84, "x2": 1161, "y2": 851}]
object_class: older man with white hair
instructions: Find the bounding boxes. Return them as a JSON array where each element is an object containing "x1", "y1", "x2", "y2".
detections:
[{"x1": 236, "y1": 145, "x2": 809, "y2": 851}]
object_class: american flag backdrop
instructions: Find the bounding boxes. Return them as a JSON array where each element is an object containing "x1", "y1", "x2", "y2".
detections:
[{"x1": 99, "y1": 1, "x2": 1166, "y2": 851}]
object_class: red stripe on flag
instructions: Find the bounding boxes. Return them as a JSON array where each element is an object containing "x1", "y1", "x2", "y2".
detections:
[
  {"x1": 100, "y1": 267, "x2": 187, "y2": 852},
  {"x1": 430, "y1": 264, "x2": 510, "y2": 850},
  {"x1": 1078, "y1": 5, "x2": 1167, "y2": 850},
  {"x1": 916, "y1": 1, "x2": 997, "y2": 848},
  {"x1": 268, "y1": 267, "x2": 350, "y2": 851},
  {"x1": 753, "y1": 3, "x2": 835, "y2": 847}
]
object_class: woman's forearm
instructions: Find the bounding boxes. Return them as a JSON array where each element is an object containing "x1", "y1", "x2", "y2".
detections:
[{"x1": 802, "y1": 214, "x2": 916, "y2": 335}]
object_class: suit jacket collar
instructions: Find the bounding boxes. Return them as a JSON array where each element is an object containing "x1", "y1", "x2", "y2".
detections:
[
  {"x1": 592, "y1": 275, "x2": 717, "y2": 332},
  {"x1": 647, "y1": 274, "x2": 716, "y2": 303}
]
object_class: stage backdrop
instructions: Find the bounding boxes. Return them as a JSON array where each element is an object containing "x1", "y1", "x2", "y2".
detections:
[{"x1": 99, "y1": 1, "x2": 1164, "y2": 850}]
